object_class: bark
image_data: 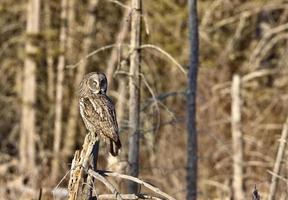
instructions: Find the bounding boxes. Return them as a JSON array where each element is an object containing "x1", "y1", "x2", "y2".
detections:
[
  {"x1": 127, "y1": 0, "x2": 142, "y2": 193},
  {"x1": 187, "y1": 0, "x2": 199, "y2": 199},
  {"x1": 231, "y1": 74, "x2": 244, "y2": 200},
  {"x1": 67, "y1": 134, "x2": 99, "y2": 200},
  {"x1": 268, "y1": 117, "x2": 288, "y2": 200},
  {"x1": 20, "y1": 0, "x2": 40, "y2": 177},
  {"x1": 51, "y1": 0, "x2": 68, "y2": 182},
  {"x1": 63, "y1": 0, "x2": 99, "y2": 157}
]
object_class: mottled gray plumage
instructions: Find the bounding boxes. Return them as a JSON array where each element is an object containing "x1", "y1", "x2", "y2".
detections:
[{"x1": 79, "y1": 72, "x2": 121, "y2": 156}]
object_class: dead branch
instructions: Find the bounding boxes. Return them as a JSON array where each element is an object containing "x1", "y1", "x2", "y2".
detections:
[
  {"x1": 212, "y1": 69, "x2": 279, "y2": 93},
  {"x1": 267, "y1": 170, "x2": 288, "y2": 184},
  {"x1": 268, "y1": 116, "x2": 288, "y2": 200},
  {"x1": 88, "y1": 170, "x2": 122, "y2": 200},
  {"x1": 66, "y1": 44, "x2": 129, "y2": 69},
  {"x1": 98, "y1": 193, "x2": 164, "y2": 200},
  {"x1": 97, "y1": 170, "x2": 176, "y2": 200},
  {"x1": 140, "y1": 44, "x2": 187, "y2": 75},
  {"x1": 211, "y1": 3, "x2": 288, "y2": 30},
  {"x1": 106, "y1": 0, "x2": 131, "y2": 9}
]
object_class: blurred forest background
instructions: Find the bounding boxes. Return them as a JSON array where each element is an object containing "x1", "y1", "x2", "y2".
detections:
[{"x1": 1, "y1": 0, "x2": 288, "y2": 199}]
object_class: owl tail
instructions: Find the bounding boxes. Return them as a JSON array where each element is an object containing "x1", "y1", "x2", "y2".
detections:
[{"x1": 109, "y1": 138, "x2": 122, "y2": 156}]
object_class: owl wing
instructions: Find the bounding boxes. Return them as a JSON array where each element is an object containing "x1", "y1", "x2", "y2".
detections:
[{"x1": 80, "y1": 94, "x2": 119, "y2": 142}]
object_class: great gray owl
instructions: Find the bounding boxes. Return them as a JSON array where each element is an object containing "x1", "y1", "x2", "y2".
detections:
[{"x1": 79, "y1": 72, "x2": 121, "y2": 156}]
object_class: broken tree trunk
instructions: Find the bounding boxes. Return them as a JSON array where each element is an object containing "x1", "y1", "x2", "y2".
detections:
[{"x1": 67, "y1": 133, "x2": 99, "y2": 200}]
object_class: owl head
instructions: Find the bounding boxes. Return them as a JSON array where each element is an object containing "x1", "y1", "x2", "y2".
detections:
[{"x1": 79, "y1": 72, "x2": 108, "y2": 97}]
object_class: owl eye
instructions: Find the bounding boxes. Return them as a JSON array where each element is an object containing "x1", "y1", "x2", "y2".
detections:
[{"x1": 92, "y1": 80, "x2": 98, "y2": 87}]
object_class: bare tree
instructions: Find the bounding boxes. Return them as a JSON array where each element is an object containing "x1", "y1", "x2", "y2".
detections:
[
  {"x1": 128, "y1": 0, "x2": 142, "y2": 193},
  {"x1": 231, "y1": 74, "x2": 244, "y2": 200},
  {"x1": 51, "y1": 0, "x2": 68, "y2": 182},
  {"x1": 187, "y1": 0, "x2": 199, "y2": 199},
  {"x1": 20, "y1": 0, "x2": 40, "y2": 177}
]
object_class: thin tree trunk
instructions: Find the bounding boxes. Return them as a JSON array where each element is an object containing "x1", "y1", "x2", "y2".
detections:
[
  {"x1": 127, "y1": 0, "x2": 142, "y2": 193},
  {"x1": 106, "y1": 8, "x2": 130, "y2": 88},
  {"x1": 231, "y1": 74, "x2": 244, "y2": 200},
  {"x1": 268, "y1": 117, "x2": 288, "y2": 200},
  {"x1": 67, "y1": 0, "x2": 75, "y2": 61},
  {"x1": 51, "y1": 0, "x2": 68, "y2": 182},
  {"x1": 63, "y1": 0, "x2": 99, "y2": 157},
  {"x1": 20, "y1": 0, "x2": 40, "y2": 177},
  {"x1": 44, "y1": 1, "x2": 55, "y2": 144},
  {"x1": 187, "y1": 0, "x2": 199, "y2": 199},
  {"x1": 44, "y1": 0, "x2": 55, "y2": 103},
  {"x1": 106, "y1": 9, "x2": 129, "y2": 172}
]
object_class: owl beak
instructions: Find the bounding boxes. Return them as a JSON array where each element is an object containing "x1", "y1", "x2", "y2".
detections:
[
  {"x1": 92, "y1": 89, "x2": 100, "y2": 95},
  {"x1": 100, "y1": 88, "x2": 106, "y2": 94}
]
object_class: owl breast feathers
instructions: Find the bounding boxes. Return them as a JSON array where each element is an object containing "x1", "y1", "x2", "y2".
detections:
[{"x1": 79, "y1": 72, "x2": 121, "y2": 156}]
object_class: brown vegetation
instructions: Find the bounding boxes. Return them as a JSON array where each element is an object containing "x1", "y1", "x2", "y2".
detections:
[{"x1": 1, "y1": 0, "x2": 288, "y2": 199}]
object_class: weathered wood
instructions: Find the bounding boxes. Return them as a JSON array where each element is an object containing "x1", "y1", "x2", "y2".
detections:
[
  {"x1": 268, "y1": 117, "x2": 288, "y2": 200},
  {"x1": 128, "y1": 0, "x2": 142, "y2": 194},
  {"x1": 96, "y1": 170, "x2": 176, "y2": 200},
  {"x1": 67, "y1": 133, "x2": 99, "y2": 200},
  {"x1": 231, "y1": 74, "x2": 244, "y2": 200}
]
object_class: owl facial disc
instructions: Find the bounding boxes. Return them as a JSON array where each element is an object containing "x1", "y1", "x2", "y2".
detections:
[{"x1": 88, "y1": 76, "x2": 100, "y2": 94}]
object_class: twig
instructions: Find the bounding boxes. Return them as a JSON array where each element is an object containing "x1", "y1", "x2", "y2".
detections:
[
  {"x1": 106, "y1": 0, "x2": 131, "y2": 9},
  {"x1": 66, "y1": 44, "x2": 129, "y2": 69},
  {"x1": 88, "y1": 169, "x2": 123, "y2": 200},
  {"x1": 97, "y1": 170, "x2": 176, "y2": 200},
  {"x1": 98, "y1": 193, "x2": 164, "y2": 200},
  {"x1": 268, "y1": 116, "x2": 288, "y2": 200},
  {"x1": 53, "y1": 169, "x2": 71, "y2": 200},
  {"x1": 140, "y1": 44, "x2": 187, "y2": 75},
  {"x1": 142, "y1": 91, "x2": 186, "y2": 110},
  {"x1": 139, "y1": 73, "x2": 161, "y2": 135},
  {"x1": 212, "y1": 69, "x2": 279, "y2": 93},
  {"x1": 267, "y1": 170, "x2": 288, "y2": 184}
]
